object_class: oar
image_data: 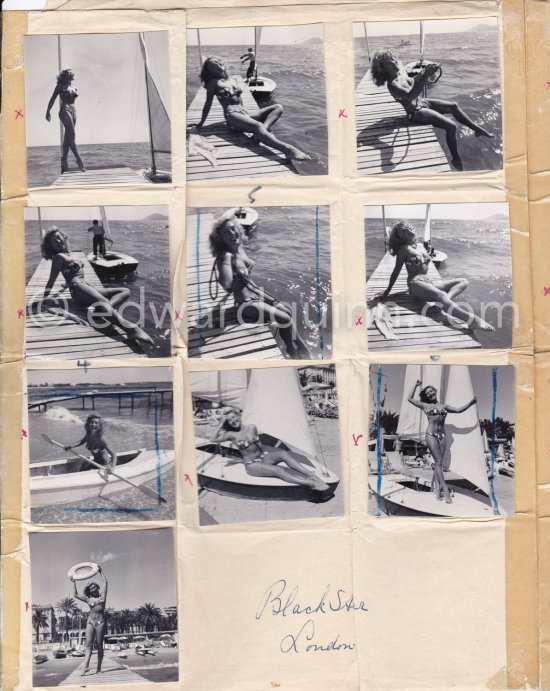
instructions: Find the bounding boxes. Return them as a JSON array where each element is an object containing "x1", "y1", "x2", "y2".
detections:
[{"x1": 41, "y1": 433, "x2": 166, "y2": 504}]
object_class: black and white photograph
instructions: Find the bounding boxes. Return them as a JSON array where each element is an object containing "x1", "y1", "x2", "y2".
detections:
[
  {"x1": 368, "y1": 363, "x2": 515, "y2": 518},
  {"x1": 27, "y1": 366, "x2": 175, "y2": 523},
  {"x1": 30, "y1": 529, "x2": 178, "y2": 686},
  {"x1": 186, "y1": 24, "x2": 328, "y2": 180},
  {"x1": 24, "y1": 32, "x2": 171, "y2": 188},
  {"x1": 354, "y1": 18, "x2": 503, "y2": 174},
  {"x1": 25, "y1": 205, "x2": 171, "y2": 359},
  {"x1": 365, "y1": 202, "x2": 513, "y2": 350},
  {"x1": 190, "y1": 365, "x2": 342, "y2": 525},
  {"x1": 187, "y1": 206, "x2": 331, "y2": 360}
]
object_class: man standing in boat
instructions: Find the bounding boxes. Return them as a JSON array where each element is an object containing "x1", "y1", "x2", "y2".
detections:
[
  {"x1": 240, "y1": 48, "x2": 256, "y2": 82},
  {"x1": 87, "y1": 219, "x2": 107, "y2": 259}
]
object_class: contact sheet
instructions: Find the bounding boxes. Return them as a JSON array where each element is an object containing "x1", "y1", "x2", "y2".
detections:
[{"x1": 1, "y1": 0, "x2": 548, "y2": 689}]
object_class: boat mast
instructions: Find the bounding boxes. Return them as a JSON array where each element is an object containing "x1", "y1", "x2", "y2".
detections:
[
  {"x1": 38, "y1": 207, "x2": 44, "y2": 240},
  {"x1": 139, "y1": 33, "x2": 157, "y2": 176},
  {"x1": 363, "y1": 23, "x2": 371, "y2": 63},
  {"x1": 197, "y1": 29, "x2": 203, "y2": 69},
  {"x1": 99, "y1": 206, "x2": 112, "y2": 246},
  {"x1": 423, "y1": 203, "x2": 432, "y2": 245}
]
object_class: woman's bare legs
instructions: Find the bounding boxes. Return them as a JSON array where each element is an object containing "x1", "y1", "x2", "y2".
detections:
[
  {"x1": 60, "y1": 111, "x2": 85, "y2": 171},
  {"x1": 425, "y1": 434, "x2": 451, "y2": 503},
  {"x1": 249, "y1": 104, "x2": 284, "y2": 131},
  {"x1": 246, "y1": 451, "x2": 330, "y2": 491},
  {"x1": 239, "y1": 301, "x2": 310, "y2": 358},
  {"x1": 82, "y1": 624, "x2": 95, "y2": 675},
  {"x1": 225, "y1": 109, "x2": 310, "y2": 161},
  {"x1": 428, "y1": 98, "x2": 493, "y2": 138},
  {"x1": 95, "y1": 623, "x2": 106, "y2": 673},
  {"x1": 411, "y1": 108, "x2": 462, "y2": 169}
]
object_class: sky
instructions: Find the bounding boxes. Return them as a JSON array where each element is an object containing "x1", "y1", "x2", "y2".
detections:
[
  {"x1": 369, "y1": 364, "x2": 515, "y2": 422},
  {"x1": 24, "y1": 205, "x2": 168, "y2": 223},
  {"x1": 27, "y1": 367, "x2": 172, "y2": 387},
  {"x1": 186, "y1": 24, "x2": 323, "y2": 47},
  {"x1": 352, "y1": 17, "x2": 497, "y2": 38},
  {"x1": 364, "y1": 202, "x2": 509, "y2": 222},
  {"x1": 24, "y1": 31, "x2": 170, "y2": 147},
  {"x1": 30, "y1": 529, "x2": 177, "y2": 610}
]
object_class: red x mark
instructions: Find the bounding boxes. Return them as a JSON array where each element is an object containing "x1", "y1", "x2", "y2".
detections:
[
  {"x1": 21, "y1": 428, "x2": 28, "y2": 439},
  {"x1": 338, "y1": 108, "x2": 347, "y2": 118},
  {"x1": 544, "y1": 286, "x2": 550, "y2": 296},
  {"x1": 15, "y1": 109, "x2": 23, "y2": 119},
  {"x1": 546, "y1": 82, "x2": 550, "y2": 89},
  {"x1": 355, "y1": 316, "x2": 363, "y2": 326},
  {"x1": 174, "y1": 310, "x2": 182, "y2": 321},
  {"x1": 25, "y1": 602, "x2": 29, "y2": 612},
  {"x1": 184, "y1": 473, "x2": 193, "y2": 486},
  {"x1": 18, "y1": 308, "x2": 24, "y2": 318}
]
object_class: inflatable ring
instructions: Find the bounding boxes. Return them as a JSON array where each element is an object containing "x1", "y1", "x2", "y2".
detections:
[
  {"x1": 405, "y1": 60, "x2": 442, "y2": 84},
  {"x1": 67, "y1": 561, "x2": 99, "y2": 581}
]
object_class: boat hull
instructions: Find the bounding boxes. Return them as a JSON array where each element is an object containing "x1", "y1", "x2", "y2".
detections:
[
  {"x1": 195, "y1": 437, "x2": 339, "y2": 500},
  {"x1": 30, "y1": 449, "x2": 174, "y2": 507},
  {"x1": 249, "y1": 76, "x2": 276, "y2": 100},
  {"x1": 87, "y1": 251, "x2": 139, "y2": 274}
]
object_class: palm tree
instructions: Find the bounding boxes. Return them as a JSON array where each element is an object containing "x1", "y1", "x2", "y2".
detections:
[
  {"x1": 136, "y1": 603, "x2": 162, "y2": 633},
  {"x1": 32, "y1": 608, "x2": 49, "y2": 645},
  {"x1": 119, "y1": 609, "x2": 134, "y2": 635},
  {"x1": 55, "y1": 597, "x2": 77, "y2": 646}
]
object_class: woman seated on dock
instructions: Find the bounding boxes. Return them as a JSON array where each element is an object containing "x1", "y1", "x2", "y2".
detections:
[
  {"x1": 192, "y1": 56, "x2": 310, "y2": 162},
  {"x1": 39, "y1": 227, "x2": 152, "y2": 346},
  {"x1": 209, "y1": 209, "x2": 311, "y2": 358},
  {"x1": 370, "y1": 50, "x2": 492, "y2": 171},
  {"x1": 212, "y1": 408, "x2": 334, "y2": 502},
  {"x1": 379, "y1": 221, "x2": 494, "y2": 332},
  {"x1": 408, "y1": 378, "x2": 477, "y2": 504}
]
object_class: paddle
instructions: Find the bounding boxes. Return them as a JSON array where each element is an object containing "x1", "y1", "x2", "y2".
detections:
[{"x1": 41, "y1": 434, "x2": 167, "y2": 504}]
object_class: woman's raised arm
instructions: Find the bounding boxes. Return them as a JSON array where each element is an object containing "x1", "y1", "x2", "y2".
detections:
[
  {"x1": 446, "y1": 397, "x2": 477, "y2": 414},
  {"x1": 407, "y1": 379, "x2": 424, "y2": 409}
]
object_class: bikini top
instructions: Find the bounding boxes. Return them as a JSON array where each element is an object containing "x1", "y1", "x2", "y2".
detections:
[
  {"x1": 425, "y1": 406, "x2": 447, "y2": 418},
  {"x1": 235, "y1": 435, "x2": 260, "y2": 450},
  {"x1": 216, "y1": 80, "x2": 242, "y2": 103},
  {"x1": 59, "y1": 87, "x2": 78, "y2": 104},
  {"x1": 404, "y1": 246, "x2": 431, "y2": 268},
  {"x1": 61, "y1": 258, "x2": 85, "y2": 281},
  {"x1": 87, "y1": 596, "x2": 105, "y2": 608},
  {"x1": 86, "y1": 435, "x2": 107, "y2": 453}
]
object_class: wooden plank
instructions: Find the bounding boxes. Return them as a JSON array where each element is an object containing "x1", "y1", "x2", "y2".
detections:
[
  {"x1": 51, "y1": 166, "x2": 153, "y2": 187},
  {"x1": 355, "y1": 73, "x2": 451, "y2": 175},
  {"x1": 25, "y1": 252, "x2": 144, "y2": 360},
  {"x1": 59, "y1": 656, "x2": 148, "y2": 686},
  {"x1": 187, "y1": 213, "x2": 284, "y2": 360},
  {"x1": 366, "y1": 252, "x2": 481, "y2": 351},
  {"x1": 187, "y1": 76, "x2": 296, "y2": 181}
]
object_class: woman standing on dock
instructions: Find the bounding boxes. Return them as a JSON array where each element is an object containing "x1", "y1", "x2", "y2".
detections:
[
  {"x1": 193, "y1": 56, "x2": 310, "y2": 162},
  {"x1": 380, "y1": 221, "x2": 494, "y2": 332},
  {"x1": 39, "y1": 228, "x2": 152, "y2": 346},
  {"x1": 370, "y1": 50, "x2": 492, "y2": 171},
  {"x1": 209, "y1": 210, "x2": 311, "y2": 359},
  {"x1": 45, "y1": 69, "x2": 86, "y2": 174},
  {"x1": 407, "y1": 378, "x2": 477, "y2": 504},
  {"x1": 71, "y1": 565, "x2": 108, "y2": 676},
  {"x1": 212, "y1": 408, "x2": 334, "y2": 502}
]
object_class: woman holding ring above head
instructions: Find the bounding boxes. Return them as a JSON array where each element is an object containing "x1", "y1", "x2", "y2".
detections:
[
  {"x1": 369, "y1": 50, "x2": 492, "y2": 171},
  {"x1": 45, "y1": 68, "x2": 86, "y2": 174},
  {"x1": 192, "y1": 56, "x2": 310, "y2": 162},
  {"x1": 407, "y1": 379, "x2": 477, "y2": 504},
  {"x1": 212, "y1": 408, "x2": 334, "y2": 502},
  {"x1": 71, "y1": 566, "x2": 108, "y2": 676},
  {"x1": 380, "y1": 221, "x2": 494, "y2": 332},
  {"x1": 209, "y1": 210, "x2": 311, "y2": 358},
  {"x1": 39, "y1": 227, "x2": 153, "y2": 346}
]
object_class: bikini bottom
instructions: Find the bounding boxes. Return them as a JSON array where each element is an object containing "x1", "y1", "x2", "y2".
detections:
[
  {"x1": 59, "y1": 105, "x2": 76, "y2": 126},
  {"x1": 404, "y1": 98, "x2": 431, "y2": 120},
  {"x1": 87, "y1": 619, "x2": 105, "y2": 631},
  {"x1": 426, "y1": 431, "x2": 446, "y2": 442},
  {"x1": 408, "y1": 275, "x2": 433, "y2": 296},
  {"x1": 225, "y1": 105, "x2": 250, "y2": 129}
]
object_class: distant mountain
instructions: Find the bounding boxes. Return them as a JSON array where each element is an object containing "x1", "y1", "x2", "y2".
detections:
[
  {"x1": 301, "y1": 36, "x2": 323, "y2": 44},
  {"x1": 143, "y1": 213, "x2": 169, "y2": 221}
]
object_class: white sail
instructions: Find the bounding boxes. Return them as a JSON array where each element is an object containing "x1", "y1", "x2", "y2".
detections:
[
  {"x1": 397, "y1": 364, "x2": 442, "y2": 439},
  {"x1": 189, "y1": 370, "x2": 248, "y2": 409},
  {"x1": 139, "y1": 33, "x2": 171, "y2": 157},
  {"x1": 423, "y1": 203, "x2": 431, "y2": 244},
  {"x1": 254, "y1": 27, "x2": 262, "y2": 57},
  {"x1": 242, "y1": 368, "x2": 317, "y2": 460},
  {"x1": 443, "y1": 365, "x2": 490, "y2": 493},
  {"x1": 419, "y1": 20, "x2": 425, "y2": 60},
  {"x1": 99, "y1": 207, "x2": 112, "y2": 242}
]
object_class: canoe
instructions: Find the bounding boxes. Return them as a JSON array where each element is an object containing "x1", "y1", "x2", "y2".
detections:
[
  {"x1": 30, "y1": 449, "x2": 174, "y2": 508},
  {"x1": 195, "y1": 435, "x2": 339, "y2": 500}
]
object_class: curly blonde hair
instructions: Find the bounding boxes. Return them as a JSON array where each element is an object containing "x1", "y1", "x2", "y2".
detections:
[
  {"x1": 370, "y1": 50, "x2": 395, "y2": 87},
  {"x1": 387, "y1": 221, "x2": 416, "y2": 255},
  {"x1": 209, "y1": 212, "x2": 245, "y2": 257},
  {"x1": 41, "y1": 227, "x2": 69, "y2": 260}
]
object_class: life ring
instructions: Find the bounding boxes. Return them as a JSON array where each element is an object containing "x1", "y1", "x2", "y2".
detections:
[
  {"x1": 405, "y1": 60, "x2": 442, "y2": 84},
  {"x1": 67, "y1": 561, "x2": 99, "y2": 581}
]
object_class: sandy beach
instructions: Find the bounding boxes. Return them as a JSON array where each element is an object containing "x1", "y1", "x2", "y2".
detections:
[{"x1": 197, "y1": 416, "x2": 343, "y2": 525}]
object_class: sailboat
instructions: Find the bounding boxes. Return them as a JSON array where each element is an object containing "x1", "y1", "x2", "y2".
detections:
[
  {"x1": 247, "y1": 28, "x2": 277, "y2": 100},
  {"x1": 234, "y1": 206, "x2": 259, "y2": 232},
  {"x1": 369, "y1": 364, "x2": 505, "y2": 517},
  {"x1": 423, "y1": 203, "x2": 447, "y2": 266},
  {"x1": 191, "y1": 368, "x2": 339, "y2": 499},
  {"x1": 86, "y1": 207, "x2": 139, "y2": 277}
]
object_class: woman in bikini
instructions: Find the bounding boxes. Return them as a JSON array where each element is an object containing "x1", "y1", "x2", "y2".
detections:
[
  {"x1": 380, "y1": 221, "x2": 494, "y2": 332},
  {"x1": 212, "y1": 408, "x2": 334, "y2": 502},
  {"x1": 64, "y1": 413, "x2": 116, "y2": 478},
  {"x1": 408, "y1": 378, "x2": 477, "y2": 504},
  {"x1": 370, "y1": 50, "x2": 492, "y2": 171},
  {"x1": 71, "y1": 566, "x2": 108, "y2": 676},
  {"x1": 192, "y1": 56, "x2": 310, "y2": 162},
  {"x1": 209, "y1": 210, "x2": 311, "y2": 358},
  {"x1": 45, "y1": 68, "x2": 86, "y2": 174},
  {"x1": 39, "y1": 227, "x2": 152, "y2": 346}
]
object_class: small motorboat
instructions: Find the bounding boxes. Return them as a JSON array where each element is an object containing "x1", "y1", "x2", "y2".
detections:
[
  {"x1": 54, "y1": 649, "x2": 67, "y2": 659},
  {"x1": 87, "y1": 250, "x2": 139, "y2": 276},
  {"x1": 234, "y1": 207, "x2": 259, "y2": 232},
  {"x1": 67, "y1": 648, "x2": 84, "y2": 657},
  {"x1": 431, "y1": 249, "x2": 448, "y2": 267},
  {"x1": 33, "y1": 655, "x2": 48, "y2": 664},
  {"x1": 248, "y1": 74, "x2": 277, "y2": 101},
  {"x1": 399, "y1": 39, "x2": 411, "y2": 46}
]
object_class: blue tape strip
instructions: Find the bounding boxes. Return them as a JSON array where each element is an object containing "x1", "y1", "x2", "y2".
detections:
[
  {"x1": 315, "y1": 206, "x2": 324, "y2": 357},
  {"x1": 376, "y1": 366, "x2": 383, "y2": 516},
  {"x1": 489, "y1": 367, "x2": 500, "y2": 515},
  {"x1": 196, "y1": 209, "x2": 202, "y2": 324}
]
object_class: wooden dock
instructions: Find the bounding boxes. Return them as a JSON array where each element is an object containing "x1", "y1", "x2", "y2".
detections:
[
  {"x1": 366, "y1": 253, "x2": 481, "y2": 350},
  {"x1": 355, "y1": 73, "x2": 451, "y2": 175},
  {"x1": 186, "y1": 76, "x2": 296, "y2": 181},
  {"x1": 51, "y1": 166, "x2": 152, "y2": 187},
  {"x1": 59, "y1": 655, "x2": 148, "y2": 686},
  {"x1": 25, "y1": 252, "x2": 144, "y2": 360},
  {"x1": 187, "y1": 213, "x2": 284, "y2": 360}
]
